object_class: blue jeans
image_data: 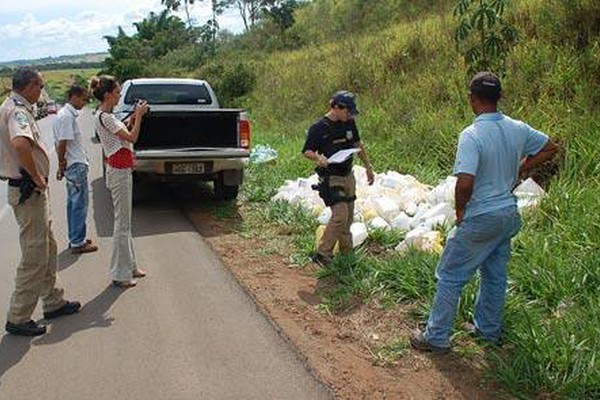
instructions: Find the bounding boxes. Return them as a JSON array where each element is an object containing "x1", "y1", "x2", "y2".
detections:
[
  {"x1": 424, "y1": 206, "x2": 522, "y2": 348},
  {"x1": 64, "y1": 163, "x2": 89, "y2": 248}
]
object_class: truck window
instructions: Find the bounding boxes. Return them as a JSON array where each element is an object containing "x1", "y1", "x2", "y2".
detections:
[{"x1": 124, "y1": 84, "x2": 213, "y2": 105}]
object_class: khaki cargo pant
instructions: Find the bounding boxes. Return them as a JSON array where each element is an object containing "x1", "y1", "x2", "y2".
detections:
[
  {"x1": 318, "y1": 174, "x2": 356, "y2": 258},
  {"x1": 7, "y1": 187, "x2": 65, "y2": 324}
]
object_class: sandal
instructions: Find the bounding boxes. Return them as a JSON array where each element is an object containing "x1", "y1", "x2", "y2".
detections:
[
  {"x1": 112, "y1": 280, "x2": 137, "y2": 288},
  {"x1": 132, "y1": 269, "x2": 147, "y2": 278}
]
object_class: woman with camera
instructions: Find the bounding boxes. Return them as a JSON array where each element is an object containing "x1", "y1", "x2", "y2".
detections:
[{"x1": 90, "y1": 75, "x2": 149, "y2": 288}]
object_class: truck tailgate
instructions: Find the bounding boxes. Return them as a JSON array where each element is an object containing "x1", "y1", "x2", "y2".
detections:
[{"x1": 135, "y1": 110, "x2": 241, "y2": 150}]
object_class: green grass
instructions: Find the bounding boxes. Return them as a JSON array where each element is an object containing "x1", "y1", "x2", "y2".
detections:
[
  {"x1": 238, "y1": 0, "x2": 600, "y2": 398},
  {"x1": 41, "y1": 68, "x2": 100, "y2": 102}
]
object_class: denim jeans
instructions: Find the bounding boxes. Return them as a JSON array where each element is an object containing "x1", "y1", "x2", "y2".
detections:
[
  {"x1": 64, "y1": 163, "x2": 89, "y2": 248},
  {"x1": 424, "y1": 206, "x2": 522, "y2": 348}
]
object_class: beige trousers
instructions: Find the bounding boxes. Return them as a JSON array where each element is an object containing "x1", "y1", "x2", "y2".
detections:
[
  {"x1": 317, "y1": 174, "x2": 356, "y2": 258},
  {"x1": 105, "y1": 166, "x2": 137, "y2": 281},
  {"x1": 7, "y1": 186, "x2": 65, "y2": 324}
]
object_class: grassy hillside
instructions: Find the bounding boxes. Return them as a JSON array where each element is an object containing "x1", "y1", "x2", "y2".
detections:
[{"x1": 236, "y1": 0, "x2": 600, "y2": 398}]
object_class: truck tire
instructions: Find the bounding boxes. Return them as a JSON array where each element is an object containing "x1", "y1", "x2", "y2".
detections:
[{"x1": 214, "y1": 174, "x2": 239, "y2": 200}]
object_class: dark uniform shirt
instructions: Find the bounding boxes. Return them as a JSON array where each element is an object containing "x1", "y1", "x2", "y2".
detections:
[{"x1": 302, "y1": 117, "x2": 360, "y2": 176}]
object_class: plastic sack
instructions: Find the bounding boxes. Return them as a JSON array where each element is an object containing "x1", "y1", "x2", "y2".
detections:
[
  {"x1": 318, "y1": 208, "x2": 332, "y2": 225},
  {"x1": 369, "y1": 216, "x2": 390, "y2": 230},
  {"x1": 513, "y1": 178, "x2": 546, "y2": 209},
  {"x1": 250, "y1": 144, "x2": 278, "y2": 164},
  {"x1": 351, "y1": 223, "x2": 368, "y2": 247},
  {"x1": 390, "y1": 212, "x2": 412, "y2": 231},
  {"x1": 395, "y1": 227, "x2": 443, "y2": 254},
  {"x1": 373, "y1": 196, "x2": 400, "y2": 222}
]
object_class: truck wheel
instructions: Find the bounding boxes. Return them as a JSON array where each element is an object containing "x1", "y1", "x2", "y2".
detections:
[{"x1": 214, "y1": 175, "x2": 239, "y2": 200}]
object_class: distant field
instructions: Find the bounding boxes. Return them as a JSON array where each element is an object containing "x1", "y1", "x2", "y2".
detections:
[
  {"x1": 1, "y1": 68, "x2": 100, "y2": 104},
  {"x1": 42, "y1": 68, "x2": 101, "y2": 102}
]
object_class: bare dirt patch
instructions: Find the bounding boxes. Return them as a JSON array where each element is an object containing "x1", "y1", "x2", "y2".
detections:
[{"x1": 185, "y1": 206, "x2": 507, "y2": 400}]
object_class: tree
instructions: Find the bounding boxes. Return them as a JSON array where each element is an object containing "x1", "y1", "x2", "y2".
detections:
[
  {"x1": 454, "y1": 0, "x2": 519, "y2": 75},
  {"x1": 103, "y1": 12, "x2": 198, "y2": 80},
  {"x1": 162, "y1": 0, "x2": 196, "y2": 28},
  {"x1": 229, "y1": 0, "x2": 300, "y2": 31}
]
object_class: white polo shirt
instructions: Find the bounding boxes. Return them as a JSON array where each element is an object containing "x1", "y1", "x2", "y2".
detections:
[{"x1": 53, "y1": 103, "x2": 89, "y2": 167}]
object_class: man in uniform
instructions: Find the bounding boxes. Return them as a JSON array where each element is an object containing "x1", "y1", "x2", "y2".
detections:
[
  {"x1": 0, "y1": 67, "x2": 80, "y2": 336},
  {"x1": 302, "y1": 90, "x2": 375, "y2": 266},
  {"x1": 54, "y1": 85, "x2": 98, "y2": 254},
  {"x1": 410, "y1": 72, "x2": 559, "y2": 353}
]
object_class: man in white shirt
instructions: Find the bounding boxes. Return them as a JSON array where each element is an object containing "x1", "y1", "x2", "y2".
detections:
[{"x1": 53, "y1": 86, "x2": 98, "y2": 254}]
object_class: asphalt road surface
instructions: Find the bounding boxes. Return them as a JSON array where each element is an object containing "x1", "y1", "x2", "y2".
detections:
[{"x1": 0, "y1": 109, "x2": 332, "y2": 400}]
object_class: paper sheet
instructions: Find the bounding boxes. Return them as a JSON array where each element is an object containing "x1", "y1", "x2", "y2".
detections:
[{"x1": 327, "y1": 148, "x2": 361, "y2": 164}]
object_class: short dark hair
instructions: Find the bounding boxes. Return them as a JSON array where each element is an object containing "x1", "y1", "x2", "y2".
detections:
[
  {"x1": 470, "y1": 71, "x2": 502, "y2": 103},
  {"x1": 89, "y1": 75, "x2": 119, "y2": 101},
  {"x1": 12, "y1": 66, "x2": 40, "y2": 91},
  {"x1": 67, "y1": 85, "x2": 88, "y2": 99}
]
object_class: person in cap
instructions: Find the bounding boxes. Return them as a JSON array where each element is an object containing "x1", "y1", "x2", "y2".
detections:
[
  {"x1": 0, "y1": 67, "x2": 81, "y2": 336},
  {"x1": 302, "y1": 90, "x2": 375, "y2": 267},
  {"x1": 410, "y1": 71, "x2": 559, "y2": 353},
  {"x1": 53, "y1": 85, "x2": 98, "y2": 254}
]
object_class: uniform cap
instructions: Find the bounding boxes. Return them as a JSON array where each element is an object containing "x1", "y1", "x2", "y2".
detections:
[{"x1": 331, "y1": 90, "x2": 359, "y2": 116}]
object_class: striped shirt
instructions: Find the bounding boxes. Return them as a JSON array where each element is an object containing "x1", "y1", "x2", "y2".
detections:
[{"x1": 94, "y1": 111, "x2": 132, "y2": 157}]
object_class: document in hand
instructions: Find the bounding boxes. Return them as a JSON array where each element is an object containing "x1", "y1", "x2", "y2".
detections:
[{"x1": 327, "y1": 148, "x2": 361, "y2": 164}]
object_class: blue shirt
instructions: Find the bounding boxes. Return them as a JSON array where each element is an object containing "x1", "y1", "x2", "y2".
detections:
[{"x1": 453, "y1": 112, "x2": 548, "y2": 218}]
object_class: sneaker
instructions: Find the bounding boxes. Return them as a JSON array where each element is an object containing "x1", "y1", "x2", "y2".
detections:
[
  {"x1": 71, "y1": 242, "x2": 99, "y2": 254},
  {"x1": 6, "y1": 320, "x2": 47, "y2": 336},
  {"x1": 462, "y1": 322, "x2": 502, "y2": 346},
  {"x1": 43, "y1": 301, "x2": 81, "y2": 319},
  {"x1": 409, "y1": 329, "x2": 450, "y2": 354},
  {"x1": 309, "y1": 252, "x2": 332, "y2": 267}
]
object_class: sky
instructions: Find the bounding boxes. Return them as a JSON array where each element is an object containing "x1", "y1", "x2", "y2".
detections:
[{"x1": 0, "y1": 0, "x2": 244, "y2": 63}]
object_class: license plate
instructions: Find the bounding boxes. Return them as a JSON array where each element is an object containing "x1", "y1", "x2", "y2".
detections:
[{"x1": 171, "y1": 162, "x2": 205, "y2": 174}]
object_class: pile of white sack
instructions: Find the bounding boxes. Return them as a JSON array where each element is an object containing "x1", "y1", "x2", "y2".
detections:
[{"x1": 271, "y1": 166, "x2": 546, "y2": 254}]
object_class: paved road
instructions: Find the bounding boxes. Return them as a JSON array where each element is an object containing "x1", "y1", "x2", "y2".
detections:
[{"x1": 0, "y1": 110, "x2": 332, "y2": 400}]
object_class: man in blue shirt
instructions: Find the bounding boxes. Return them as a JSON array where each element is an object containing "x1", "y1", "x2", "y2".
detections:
[{"x1": 411, "y1": 72, "x2": 559, "y2": 353}]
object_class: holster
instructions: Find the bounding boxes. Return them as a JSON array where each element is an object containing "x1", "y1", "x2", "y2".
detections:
[
  {"x1": 311, "y1": 172, "x2": 356, "y2": 207},
  {"x1": 17, "y1": 169, "x2": 37, "y2": 204}
]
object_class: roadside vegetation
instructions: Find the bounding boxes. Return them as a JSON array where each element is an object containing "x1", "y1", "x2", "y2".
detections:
[
  {"x1": 238, "y1": 1, "x2": 600, "y2": 398},
  {"x1": 8, "y1": 0, "x2": 599, "y2": 397}
]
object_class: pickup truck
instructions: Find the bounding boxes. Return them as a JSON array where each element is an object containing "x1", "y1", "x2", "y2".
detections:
[{"x1": 108, "y1": 78, "x2": 251, "y2": 200}]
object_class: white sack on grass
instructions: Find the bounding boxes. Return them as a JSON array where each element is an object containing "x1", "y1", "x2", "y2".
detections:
[
  {"x1": 418, "y1": 202, "x2": 455, "y2": 228},
  {"x1": 410, "y1": 203, "x2": 433, "y2": 228},
  {"x1": 390, "y1": 212, "x2": 412, "y2": 231},
  {"x1": 428, "y1": 176, "x2": 457, "y2": 205},
  {"x1": 318, "y1": 208, "x2": 332, "y2": 225},
  {"x1": 351, "y1": 222, "x2": 368, "y2": 247},
  {"x1": 373, "y1": 196, "x2": 400, "y2": 222},
  {"x1": 514, "y1": 178, "x2": 546, "y2": 209},
  {"x1": 369, "y1": 217, "x2": 391, "y2": 230},
  {"x1": 405, "y1": 201, "x2": 418, "y2": 217},
  {"x1": 395, "y1": 226, "x2": 443, "y2": 254}
]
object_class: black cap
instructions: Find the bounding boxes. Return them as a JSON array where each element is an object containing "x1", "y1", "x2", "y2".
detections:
[
  {"x1": 469, "y1": 71, "x2": 502, "y2": 101},
  {"x1": 331, "y1": 90, "x2": 359, "y2": 116}
]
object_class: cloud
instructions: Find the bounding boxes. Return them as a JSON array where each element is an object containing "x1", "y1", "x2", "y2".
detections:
[{"x1": 0, "y1": 0, "x2": 243, "y2": 63}]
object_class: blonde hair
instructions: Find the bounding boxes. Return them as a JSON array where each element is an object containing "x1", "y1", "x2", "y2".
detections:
[{"x1": 89, "y1": 75, "x2": 119, "y2": 101}]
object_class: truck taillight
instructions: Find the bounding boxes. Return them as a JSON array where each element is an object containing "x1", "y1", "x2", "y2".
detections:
[{"x1": 239, "y1": 118, "x2": 251, "y2": 149}]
